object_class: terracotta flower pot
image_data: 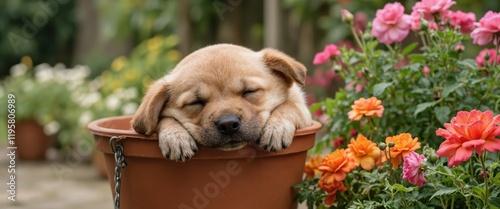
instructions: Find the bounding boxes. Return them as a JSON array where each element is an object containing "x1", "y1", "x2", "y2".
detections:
[
  {"x1": 15, "y1": 120, "x2": 52, "y2": 160},
  {"x1": 88, "y1": 115, "x2": 321, "y2": 209}
]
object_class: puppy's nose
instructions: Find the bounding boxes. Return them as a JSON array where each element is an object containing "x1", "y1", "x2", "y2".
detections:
[{"x1": 216, "y1": 115, "x2": 241, "y2": 135}]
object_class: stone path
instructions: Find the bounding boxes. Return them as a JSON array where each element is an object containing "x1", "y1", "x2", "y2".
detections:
[
  {"x1": 0, "y1": 156, "x2": 308, "y2": 209},
  {"x1": 0, "y1": 157, "x2": 112, "y2": 209}
]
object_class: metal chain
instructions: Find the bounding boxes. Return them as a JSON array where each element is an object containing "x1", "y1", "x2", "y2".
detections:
[{"x1": 110, "y1": 136, "x2": 127, "y2": 209}]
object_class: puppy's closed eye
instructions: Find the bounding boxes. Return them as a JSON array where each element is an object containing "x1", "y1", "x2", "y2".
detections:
[
  {"x1": 185, "y1": 99, "x2": 206, "y2": 107},
  {"x1": 242, "y1": 89, "x2": 260, "y2": 97}
]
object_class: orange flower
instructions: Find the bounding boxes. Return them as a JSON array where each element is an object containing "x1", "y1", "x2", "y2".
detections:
[
  {"x1": 436, "y1": 110, "x2": 500, "y2": 167},
  {"x1": 304, "y1": 155, "x2": 323, "y2": 179},
  {"x1": 347, "y1": 97, "x2": 384, "y2": 121},
  {"x1": 385, "y1": 133, "x2": 421, "y2": 169},
  {"x1": 319, "y1": 149, "x2": 356, "y2": 182},
  {"x1": 318, "y1": 177, "x2": 347, "y2": 206},
  {"x1": 346, "y1": 134, "x2": 381, "y2": 170}
]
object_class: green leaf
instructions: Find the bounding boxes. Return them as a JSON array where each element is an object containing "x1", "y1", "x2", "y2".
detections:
[
  {"x1": 408, "y1": 54, "x2": 426, "y2": 62},
  {"x1": 434, "y1": 106, "x2": 451, "y2": 124},
  {"x1": 430, "y1": 187, "x2": 459, "y2": 200},
  {"x1": 489, "y1": 197, "x2": 500, "y2": 208},
  {"x1": 414, "y1": 101, "x2": 437, "y2": 116},
  {"x1": 402, "y1": 43, "x2": 419, "y2": 56},
  {"x1": 457, "y1": 59, "x2": 478, "y2": 69},
  {"x1": 373, "y1": 82, "x2": 392, "y2": 96},
  {"x1": 309, "y1": 102, "x2": 323, "y2": 113},
  {"x1": 442, "y1": 83, "x2": 462, "y2": 98},
  {"x1": 393, "y1": 183, "x2": 412, "y2": 193}
]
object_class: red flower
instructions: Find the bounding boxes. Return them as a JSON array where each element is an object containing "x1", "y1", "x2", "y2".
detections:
[{"x1": 436, "y1": 110, "x2": 500, "y2": 167}]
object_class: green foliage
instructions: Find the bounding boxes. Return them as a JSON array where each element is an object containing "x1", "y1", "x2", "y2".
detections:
[
  {"x1": 0, "y1": 61, "x2": 92, "y2": 148},
  {"x1": 0, "y1": 0, "x2": 76, "y2": 76},
  {"x1": 296, "y1": 1, "x2": 500, "y2": 208}
]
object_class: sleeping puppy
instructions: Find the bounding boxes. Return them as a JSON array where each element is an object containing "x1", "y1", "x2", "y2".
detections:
[{"x1": 131, "y1": 44, "x2": 312, "y2": 162}]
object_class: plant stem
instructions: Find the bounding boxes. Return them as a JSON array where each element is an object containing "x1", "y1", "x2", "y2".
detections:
[
  {"x1": 479, "y1": 154, "x2": 489, "y2": 206},
  {"x1": 351, "y1": 24, "x2": 363, "y2": 49},
  {"x1": 494, "y1": 35, "x2": 499, "y2": 66},
  {"x1": 429, "y1": 173, "x2": 446, "y2": 208}
]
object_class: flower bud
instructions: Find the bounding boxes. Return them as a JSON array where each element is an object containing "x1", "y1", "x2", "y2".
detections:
[
  {"x1": 350, "y1": 128, "x2": 357, "y2": 137},
  {"x1": 388, "y1": 142, "x2": 395, "y2": 148},
  {"x1": 428, "y1": 153, "x2": 439, "y2": 163},
  {"x1": 454, "y1": 42, "x2": 465, "y2": 53},
  {"x1": 341, "y1": 9, "x2": 354, "y2": 24},
  {"x1": 484, "y1": 51, "x2": 490, "y2": 62},
  {"x1": 419, "y1": 16, "x2": 429, "y2": 31},
  {"x1": 480, "y1": 170, "x2": 490, "y2": 179},
  {"x1": 378, "y1": 142, "x2": 387, "y2": 150},
  {"x1": 362, "y1": 32, "x2": 372, "y2": 42},
  {"x1": 423, "y1": 66, "x2": 430, "y2": 76}
]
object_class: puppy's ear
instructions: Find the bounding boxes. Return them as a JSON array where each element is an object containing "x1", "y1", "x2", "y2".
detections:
[
  {"x1": 261, "y1": 48, "x2": 307, "y2": 86},
  {"x1": 131, "y1": 80, "x2": 170, "y2": 135}
]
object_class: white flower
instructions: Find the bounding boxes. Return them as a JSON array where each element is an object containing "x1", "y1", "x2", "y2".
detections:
[
  {"x1": 78, "y1": 111, "x2": 93, "y2": 127},
  {"x1": 10, "y1": 64, "x2": 28, "y2": 77},
  {"x1": 80, "y1": 92, "x2": 101, "y2": 108},
  {"x1": 122, "y1": 87, "x2": 138, "y2": 100},
  {"x1": 34, "y1": 64, "x2": 54, "y2": 83},
  {"x1": 121, "y1": 102, "x2": 138, "y2": 115},
  {"x1": 89, "y1": 77, "x2": 102, "y2": 91},
  {"x1": 105, "y1": 95, "x2": 121, "y2": 111},
  {"x1": 43, "y1": 121, "x2": 60, "y2": 136}
]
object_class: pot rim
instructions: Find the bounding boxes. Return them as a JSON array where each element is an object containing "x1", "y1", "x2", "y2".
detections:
[{"x1": 87, "y1": 115, "x2": 322, "y2": 140}]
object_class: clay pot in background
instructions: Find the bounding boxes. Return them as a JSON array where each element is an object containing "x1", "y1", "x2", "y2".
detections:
[
  {"x1": 88, "y1": 115, "x2": 321, "y2": 209},
  {"x1": 91, "y1": 151, "x2": 108, "y2": 179},
  {"x1": 15, "y1": 120, "x2": 52, "y2": 160}
]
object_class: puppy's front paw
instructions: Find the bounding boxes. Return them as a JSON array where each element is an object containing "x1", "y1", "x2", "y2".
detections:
[
  {"x1": 259, "y1": 119, "x2": 295, "y2": 152},
  {"x1": 159, "y1": 128, "x2": 198, "y2": 162}
]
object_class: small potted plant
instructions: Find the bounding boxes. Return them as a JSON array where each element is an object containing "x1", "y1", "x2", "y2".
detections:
[{"x1": 0, "y1": 59, "x2": 91, "y2": 160}]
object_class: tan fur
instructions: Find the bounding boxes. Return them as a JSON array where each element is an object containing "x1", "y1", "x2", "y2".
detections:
[{"x1": 132, "y1": 44, "x2": 312, "y2": 162}]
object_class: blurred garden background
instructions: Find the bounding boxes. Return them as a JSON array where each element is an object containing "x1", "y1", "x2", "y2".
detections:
[{"x1": 0, "y1": 0, "x2": 499, "y2": 208}]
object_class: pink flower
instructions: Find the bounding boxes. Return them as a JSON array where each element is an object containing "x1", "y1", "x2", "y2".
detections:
[
  {"x1": 402, "y1": 151, "x2": 428, "y2": 187},
  {"x1": 371, "y1": 2, "x2": 412, "y2": 44},
  {"x1": 413, "y1": 0, "x2": 456, "y2": 20},
  {"x1": 423, "y1": 66, "x2": 430, "y2": 76},
  {"x1": 410, "y1": 11, "x2": 423, "y2": 31},
  {"x1": 313, "y1": 44, "x2": 341, "y2": 65},
  {"x1": 313, "y1": 51, "x2": 331, "y2": 65},
  {"x1": 354, "y1": 12, "x2": 368, "y2": 35},
  {"x1": 436, "y1": 110, "x2": 500, "y2": 167},
  {"x1": 446, "y1": 10, "x2": 476, "y2": 34},
  {"x1": 475, "y1": 48, "x2": 500, "y2": 67},
  {"x1": 324, "y1": 44, "x2": 341, "y2": 56},
  {"x1": 471, "y1": 11, "x2": 500, "y2": 46},
  {"x1": 355, "y1": 84, "x2": 364, "y2": 92}
]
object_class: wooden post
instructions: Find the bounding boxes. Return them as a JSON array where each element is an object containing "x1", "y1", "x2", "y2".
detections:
[{"x1": 264, "y1": 0, "x2": 281, "y2": 49}]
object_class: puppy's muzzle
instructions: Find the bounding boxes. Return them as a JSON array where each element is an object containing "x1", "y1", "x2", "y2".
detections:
[{"x1": 215, "y1": 115, "x2": 241, "y2": 135}]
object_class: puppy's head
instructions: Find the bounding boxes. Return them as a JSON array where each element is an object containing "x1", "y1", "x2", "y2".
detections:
[{"x1": 131, "y1": 44, "x2": 306, "y2": 150}]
